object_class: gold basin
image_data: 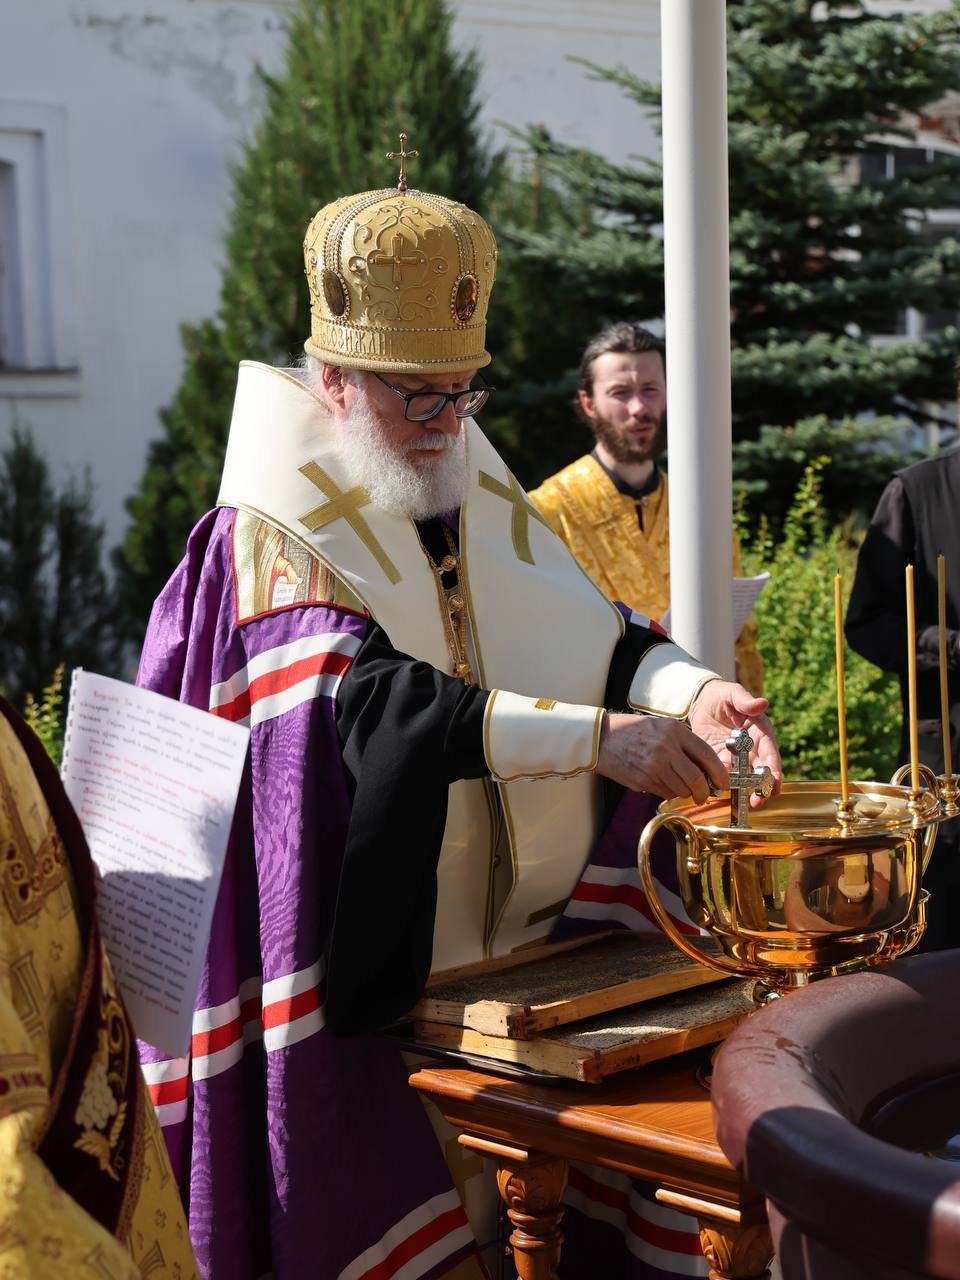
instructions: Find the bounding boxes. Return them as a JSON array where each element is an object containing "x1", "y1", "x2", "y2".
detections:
[{"x1": 638, "y1": 779, "x2": 943, "y2": 996}]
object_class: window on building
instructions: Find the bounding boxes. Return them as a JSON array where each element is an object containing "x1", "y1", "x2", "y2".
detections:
[
  {"x1": 0, "y1": 103, "x2": 77, "y2": 378},
  {"x1": 0, "y1": 160, "x2": 22, "y2": 368}
]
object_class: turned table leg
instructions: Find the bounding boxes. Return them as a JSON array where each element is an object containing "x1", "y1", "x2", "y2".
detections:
[
  {"x1": 495, "y1": 1156, "x2": 568, "y2": 1280},
  {"x1": 697, "y1": 1216, "x2": 774, "y2": 1280}
]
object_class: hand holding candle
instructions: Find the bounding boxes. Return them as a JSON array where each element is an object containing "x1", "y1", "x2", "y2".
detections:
[{"x1": 906, "y1": 563, "x2": 921, "y2": 793}]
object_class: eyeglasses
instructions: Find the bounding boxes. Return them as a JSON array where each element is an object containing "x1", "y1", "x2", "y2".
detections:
[{"x1": 373, "y1": 372, "x2": 494, "y2": 422}]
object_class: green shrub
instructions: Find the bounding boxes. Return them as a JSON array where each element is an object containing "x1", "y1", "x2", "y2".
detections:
[
  {"x1": 23, "y1": 664, "x2": 66, "y2": 768},
  {"x1": 741, "y1": 460, "x2": 901, "y2": 780}
]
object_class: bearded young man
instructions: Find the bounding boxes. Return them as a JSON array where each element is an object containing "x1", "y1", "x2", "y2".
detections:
[
  {"x1": 137, "y1": 171, "x2": 780, "y2": 1280},
  {"x1": 530, "y1": 323, "x2": 764, "y2": 695}
]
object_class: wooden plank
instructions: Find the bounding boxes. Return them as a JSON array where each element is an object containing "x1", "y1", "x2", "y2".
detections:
[
  {"x1": 426, "y1": 930, "x2": 619, "y2": 987},
  {"x1": 413, "y1": 981, "x2": 753, "y2": 1084},
  {"x1": 413, "y1": 932, "x2": 726, "y2": 1039}
]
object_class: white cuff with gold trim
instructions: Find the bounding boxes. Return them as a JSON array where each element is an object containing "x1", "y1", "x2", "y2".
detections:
[
  {"x1": 483, "y1": 690, "x2": 604, "y2": 783},
  {"x1": 627, "y1": 642, "x2": 718, "y2": 719}
]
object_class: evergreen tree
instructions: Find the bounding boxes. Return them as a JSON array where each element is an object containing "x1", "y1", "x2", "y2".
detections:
[
  {"x1": 0, "y1": 428, "x2": 121, "y2": 705},
  {"x1": 479, "y1": 135, "x2": 599, "y2": 472},
  {"x1": 499, "y1": 0, "x2": 960, "y2": 522},
  {"x1": 117, "y1": 0, "x2": 502, "y2": 631}
]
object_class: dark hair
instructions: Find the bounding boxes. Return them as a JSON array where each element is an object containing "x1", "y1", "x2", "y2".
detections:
[{"x1": 578, "y1": 322, "x2": 665, "y2": 402}]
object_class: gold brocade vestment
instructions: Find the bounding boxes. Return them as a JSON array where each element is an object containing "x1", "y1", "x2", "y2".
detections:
[
  {"x1": 529, "y1": 455, "x2": 764, "y2": 694},
  {"x1": 0, "y1": 711, "x2": 198, "y2": 1280}
]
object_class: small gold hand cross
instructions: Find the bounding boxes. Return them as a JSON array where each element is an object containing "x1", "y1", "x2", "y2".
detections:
[{"x1": 726, "y1": 729, "x2": 774, "y2": 827}]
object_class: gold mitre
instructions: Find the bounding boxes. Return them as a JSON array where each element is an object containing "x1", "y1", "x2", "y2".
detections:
[{"x1": 302, "y1": 136, "x2": 497, "y2": 374}]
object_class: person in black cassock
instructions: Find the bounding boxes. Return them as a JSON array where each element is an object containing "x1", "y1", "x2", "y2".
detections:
[{"x1": 846, "y1": 446, "x2": 960, "y2": 950}]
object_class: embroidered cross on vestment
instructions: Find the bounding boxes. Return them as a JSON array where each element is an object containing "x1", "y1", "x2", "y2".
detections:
[
  {"x1": 298, "y1": 462, "x2": 401, "y2": 585},
  {"x1": 478, "y1": 470, "x2": 549, "y2": 566}
]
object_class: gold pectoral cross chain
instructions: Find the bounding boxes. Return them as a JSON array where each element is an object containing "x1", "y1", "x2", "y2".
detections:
[{"x1": 421, "y1": 524, "x2": 474, "y2": 684}]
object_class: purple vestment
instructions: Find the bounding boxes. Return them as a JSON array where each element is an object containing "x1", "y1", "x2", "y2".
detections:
[{"x1": 137, "y1": 508, "x2": 706, "y2": 1280}]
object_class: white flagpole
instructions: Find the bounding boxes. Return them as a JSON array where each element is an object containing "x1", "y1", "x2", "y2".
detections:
[{"x1": 660, "y1": 0, "x2": 735, "y2": 680}]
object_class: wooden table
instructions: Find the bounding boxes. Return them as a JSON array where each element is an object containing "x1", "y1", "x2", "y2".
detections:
[{"x1": 409, "y1": 1051, "x2": 773, "y2": 1280}]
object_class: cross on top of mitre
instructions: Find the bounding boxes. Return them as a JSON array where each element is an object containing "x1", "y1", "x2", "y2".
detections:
[{"x1": 387, "y1": 132, "x2": 419, "y2": 194}]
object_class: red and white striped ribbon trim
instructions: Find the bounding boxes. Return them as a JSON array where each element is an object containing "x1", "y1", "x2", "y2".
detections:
[
  {"x1": 143, "y1": 959, "x2": 325, "y2": 1123},
  {"x1": 209, "y1": 632, "x2": 361, "y2": 727},
  {"x1": 565, "y1": 865, "x2": 702, "y2": 938},
  {"x1": 337, "y1": 1189, "x2": 472, "y2": 1280},
  {"x1": 140, "y1": 1057, "x2": 191, "y2": 1127},
  {"x1": 565, "y1": 1164, "x2": 707, "y2": 1276},
  {"x1": 628, "y1": 608, "x2": 669, "y2": 638}
]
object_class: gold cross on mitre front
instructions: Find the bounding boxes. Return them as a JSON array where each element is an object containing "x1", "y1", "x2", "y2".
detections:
[
  {"x1": 478, "y1": 469, "x2": 550, "y2": 566},
  {"x1": 387, "y1": 131, "x2": 419, "y2": 194},
  {"x1": 298, "y1": 462, "x2": 401, "y2": 585},
  {"x1": 370, "y1": 233, "x2": 426, "y2": 287}
]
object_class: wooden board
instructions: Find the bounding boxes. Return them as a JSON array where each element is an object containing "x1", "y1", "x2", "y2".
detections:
[
  {"x1": 413, "y1": 932, "x2": 726, "y2": 1039},
  {"x1": 412, "y1": 980, "x2": 754, "y2": 1084}
]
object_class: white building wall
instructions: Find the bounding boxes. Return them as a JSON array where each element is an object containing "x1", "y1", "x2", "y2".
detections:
[{"x1": 0, "y1": 0, "x2": 660, "y2": 545}]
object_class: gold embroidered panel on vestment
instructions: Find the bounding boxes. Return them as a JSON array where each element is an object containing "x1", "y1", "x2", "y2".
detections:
[
  {"x1": 232, "y1": 510, "x2": 366, "y2": 622},
  {"x1": 0, "y1": 727, "x2": 67, "y2": 925},
  {"x1": 72, "y1": 966, "x2": 136, "y2": 1188}
]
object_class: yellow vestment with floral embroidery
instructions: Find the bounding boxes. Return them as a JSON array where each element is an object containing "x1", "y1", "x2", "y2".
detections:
[
  {"x1": 529, "y1": 455, "x2": 764, "y2": 694},
  {"x1": 0, "y1": 712, "x2": 198, "y2": 1280}
]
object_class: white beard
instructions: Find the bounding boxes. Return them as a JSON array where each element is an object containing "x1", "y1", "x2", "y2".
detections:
[{"x1": 334, "y1": 394, "x2": 468, "y2": 520}]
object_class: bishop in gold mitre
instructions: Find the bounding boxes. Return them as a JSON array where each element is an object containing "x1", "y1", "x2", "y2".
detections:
[
  {"x1": 135, "y1": 135, "x2": 780, "y2": 1279},
  {"x1": 530, "y1": 321, "x2": 764, "y2": 695},
  {"x1": 0, "y1": 698, "x2": 198, "y2": 1279}
]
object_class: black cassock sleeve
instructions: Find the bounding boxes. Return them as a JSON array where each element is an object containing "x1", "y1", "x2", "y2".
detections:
[
  {"x1": 326, "y1": 621, "x2": 490, "y2": 1033},
  {"x1": 846, "y1": 476, "x2": 960, "y2": 676},
  {"x1": 845, "y1": 476, "x2": 913, "y2": 675},
  {"x1": 325, "y1": 615, "x2": 668, "y2": 1033}
]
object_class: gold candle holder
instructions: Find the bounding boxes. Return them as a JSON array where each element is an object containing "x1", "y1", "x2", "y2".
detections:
[
  {"x1": 937, "y1": 772, "x2": 959, "y2": 818},
  {"x1": 936, "y1": 555, "x2": 955, "y2": 817},
  {"x1": 906, "y1": 564, "x2": 921, "y2": 794},
  {"x1": 834, "y1": 570, "x2": 850, "y2": 808}
]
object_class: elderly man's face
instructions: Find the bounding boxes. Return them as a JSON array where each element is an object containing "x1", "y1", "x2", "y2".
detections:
[
  {"x1": 325, "y1": 366, "x2": 478, "y2": 519},
  {"x1": 345, "y1": 367, "x2": 479, "y2": 464},
  {"x1": 579, "y1": 350, "x2": 667, "y2": 465}
]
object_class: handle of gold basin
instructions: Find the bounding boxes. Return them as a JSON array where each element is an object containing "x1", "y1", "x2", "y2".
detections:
[
  {"x1": 889, "y1": 762, "x2": 939, "y2": 792},
  {"x1": 637, "y1": 810, "x2": 744, "y2": 977},
  {"x1": 889, "y1": 763, "x2": 941, "y2": 872}
]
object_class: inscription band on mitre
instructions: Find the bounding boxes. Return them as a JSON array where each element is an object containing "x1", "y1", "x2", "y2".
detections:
[{"x1": 317, "y1": 319, "x2": 488, "y2": 367}]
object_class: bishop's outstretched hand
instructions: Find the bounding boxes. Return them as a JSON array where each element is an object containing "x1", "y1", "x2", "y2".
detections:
[
  {"x1": 596, "y1": 679, "x2": 781, "y2": 806},
  {"x1": 688, "y1": 680, "x2": 781, "y2": 806}
]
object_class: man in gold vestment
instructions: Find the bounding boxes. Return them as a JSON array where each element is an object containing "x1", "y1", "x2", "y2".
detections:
[
  {"x1": 529, "y1": 322, "x2": 764, "y2": 693},
  {"x1": 0, "y1": 699, "x2": 198, "y2": 1280}
]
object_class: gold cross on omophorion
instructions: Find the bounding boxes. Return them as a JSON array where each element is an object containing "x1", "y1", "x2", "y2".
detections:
[
  {"x1": 478, "y1": 469, "x2": 550, "y2": 566},
  {"x1": 370, "y1": 232, "x2": 426, "y2": 286},
  {"x1": 387, "y1": 132, "x2": 419, "y2": 193},
  {"x1": 298, "y1": 462, "x2": 401, "y2": 585}
]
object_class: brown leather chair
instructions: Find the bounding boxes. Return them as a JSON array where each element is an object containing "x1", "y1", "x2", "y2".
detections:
[{"x1": 711, "y1": 952, "x2": 960, "y2": 1280}]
